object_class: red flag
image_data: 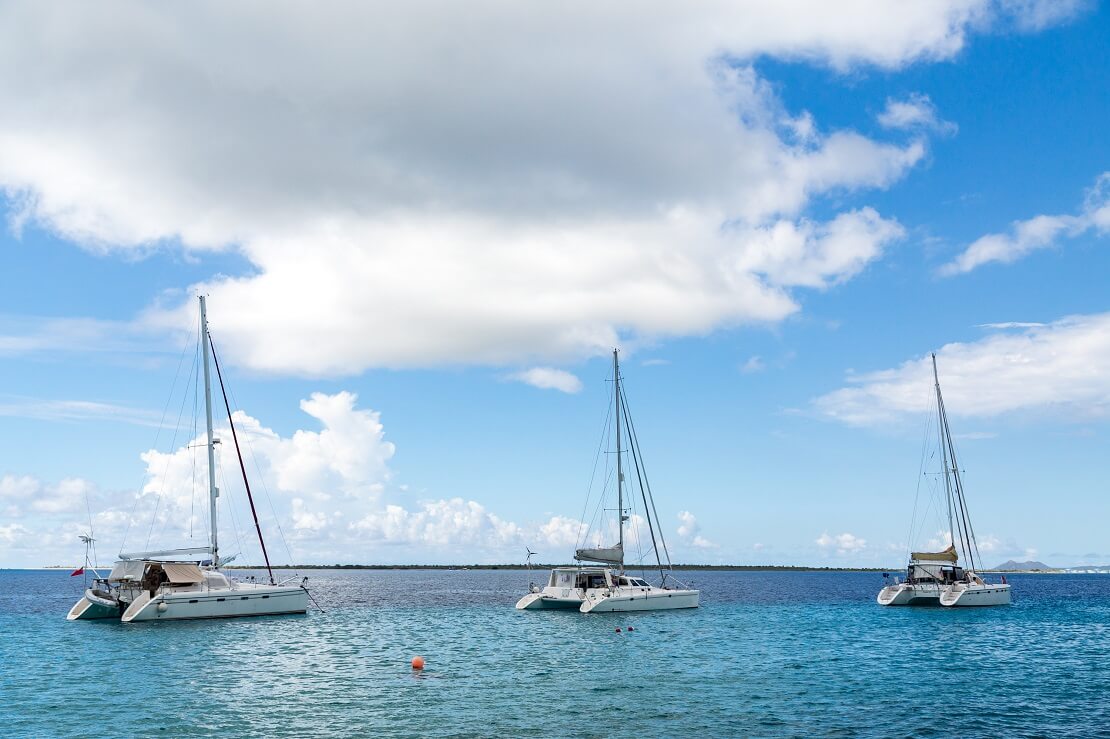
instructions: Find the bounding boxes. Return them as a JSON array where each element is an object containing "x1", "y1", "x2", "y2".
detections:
[{"x1": 70, "y1": 567, "x2": 84, "y2": 577}]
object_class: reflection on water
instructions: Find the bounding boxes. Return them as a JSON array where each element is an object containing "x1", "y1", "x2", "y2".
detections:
[{"x1": 3, "y1": 569, "x2": 1109, "y2": 736}]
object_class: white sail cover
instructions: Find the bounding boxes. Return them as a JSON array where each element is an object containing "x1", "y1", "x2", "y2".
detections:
[
  {"x1": 575, "y1": 543, "x2": 623, "y2": 566},
  {"x1": 911, "y1": 544, "x2": 958, "y2": 563}
]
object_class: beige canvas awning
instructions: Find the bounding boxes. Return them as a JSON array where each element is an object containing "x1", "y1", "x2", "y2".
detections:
[
  {"x1": 162, "y1": 563, "x2": 204, "y2": 584},
  {"x1": 911, "y1": 544, "x2": 958, "y2": 563}
]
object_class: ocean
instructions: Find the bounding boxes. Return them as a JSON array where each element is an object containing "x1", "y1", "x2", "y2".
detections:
[{"x1": 3, "y1": 568, "x2": 1108, "y2": 737}]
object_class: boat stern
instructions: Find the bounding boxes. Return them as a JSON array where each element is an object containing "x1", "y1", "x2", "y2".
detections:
[
  {"x1": 939, "y1": 582, "x2": 1011, "y2": 607},
  {"x1": 877, "y1": 584, "x2": 912, "y2": 606},
  {"x1": 67, "y1": 592, "x2": 121, "y2": 621},
  {"x1": 515, "y1": 591, "x2": 583, "y2": 610}
]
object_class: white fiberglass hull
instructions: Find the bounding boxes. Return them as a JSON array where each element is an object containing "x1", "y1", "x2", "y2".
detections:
[
  {"x1": 878, "y1": 581, "x2": 1010, "y2": 607},
  {"x1": 66, "y1": 592, "x2": 122, "y2": 620},
  {"x1": 579, "y1": 587, "x2": 699, "y2": 613},
  {"x1": 938, "y1": 582, "x2": 1011, "y2": 607},
  {"x1": 877, "y1": 583, "x2": 942, "y2": 606},
  {"x1": 515, "y1": 591, "x2": 584, "y2": 610},
  {"x1": 121, "y1": 584, "x2": 308, "y2": 622}
]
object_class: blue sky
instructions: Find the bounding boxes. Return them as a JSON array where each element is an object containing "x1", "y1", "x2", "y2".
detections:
[{"x1": 1, "y1": 1, "x2": 1107, "y2": 568}]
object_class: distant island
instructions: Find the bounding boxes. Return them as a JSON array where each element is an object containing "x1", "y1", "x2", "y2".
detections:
[{"x1": 992, "y1": 559, "x2": 1055, "y2": 572}]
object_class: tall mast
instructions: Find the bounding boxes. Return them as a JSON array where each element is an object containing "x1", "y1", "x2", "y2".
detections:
[
  {"x1": 932, "y1": 353, "x2": 954, "y2": 555},
  {"x1": 199, "y1": 296, "x2": 220, "y2": 566},
  {"x1": 614, "y1": 348, "x2": 623, "y2": 568}
]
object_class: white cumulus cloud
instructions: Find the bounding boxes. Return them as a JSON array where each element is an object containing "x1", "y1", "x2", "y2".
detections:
[
  {"x1": 816, "y1": 531, "x2": 867, "y2": 555},
  {"x1": 0, "y1": 2, "x2": 1059, "y2": 374},
  {"x1": 677, "y1": 510, "x2": 715, "y2": 549},
  {"x1": 877, "y1": 93, "x2": 957, "y2": 134},
  {"x1": 814, "y1": 312, "x2": 1110, "y2": 425},
  {"x1": 0, "y1": 392, "x2": 607, "y2": 565}
]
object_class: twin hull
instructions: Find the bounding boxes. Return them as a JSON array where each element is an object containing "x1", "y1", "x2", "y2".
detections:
[
  {"x1": 515, "y1": 586, "x2": 699, "y2": 613},
  {"x1": 68, "y1": 584, "x2": 308, "y2": 622},
  {"x1": 877, "y1": 582, "x2": 1011, "y2": 607}
]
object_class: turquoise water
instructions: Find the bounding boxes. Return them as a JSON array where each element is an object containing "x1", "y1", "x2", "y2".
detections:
[{"x1": 3, "y1": 569, "x2": 1109, "y2": 737}]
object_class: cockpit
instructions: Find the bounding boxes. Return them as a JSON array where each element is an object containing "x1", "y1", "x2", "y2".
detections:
[{"x1": 548, "y1": 569, "x2": 611, "y2": 590}]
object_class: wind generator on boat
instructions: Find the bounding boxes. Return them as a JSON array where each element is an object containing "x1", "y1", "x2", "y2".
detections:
[
  {"x1": 877, "y1": 354, "x2": 1010, "y2": 608},
  {"x1": 516, "y1": 349, "x2": 699, "y2": 613},
  {"x1": 68, "y1": 296, "x2": 310, "y2": 622}
]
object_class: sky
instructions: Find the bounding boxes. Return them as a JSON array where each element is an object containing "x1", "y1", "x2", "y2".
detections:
[{"x1": 1, "y1": 0, "x2": 1108, "y2": 569}]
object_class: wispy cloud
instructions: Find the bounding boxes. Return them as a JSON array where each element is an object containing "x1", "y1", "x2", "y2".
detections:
[
  {"x1": 0, "y1": 314, "x2": 175, "y2": 357},
  {"x1": 977, "y1": 322, "x2": 1045, "y2": 330},
  {"x1": 0, "y1": 396, "x2": 164, "y2": 427},
  {"x1": 814, "y1": 312, "x2": 1110, "y2": 425},
  {"x1": 505, "y1": 367, "x2": 583, "y2": 394},
  {"x1": 740, "y1": 355, "x2": 765, "y2": 374},
  {"x1": 941, "y1": 172, "x2": 1110, "y2": 275}
]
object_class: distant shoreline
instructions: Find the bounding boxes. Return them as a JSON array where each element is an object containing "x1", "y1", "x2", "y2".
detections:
[
  {"x1": 34, "y1": 563, "x2": 888, "y2": 572},
  {"x1": 26, "y1": 563, "x2": 1088, "y2": 573}
]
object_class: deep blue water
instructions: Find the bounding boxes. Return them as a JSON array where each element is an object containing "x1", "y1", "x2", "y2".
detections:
[{"x1": 2, "y1": 569, "x2": 1109, "y2": 737}]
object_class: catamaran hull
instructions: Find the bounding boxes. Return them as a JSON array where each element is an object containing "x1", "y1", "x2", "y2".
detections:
[
  {"x1": 877, "y1": 584, "x2": 941, "y2": 606},
  {"x1": 939, "y1": 583, "x2": 1011, "y2": 607},
  {"x1": 515, "y1": 592, "x2": 584, "y2": 610},
  {"x1": 878, "y1": 582, "x2": 1010, "y2": 607},
  {"x1": 579, "y1": 589, "x2": 699, "y2": 613},
  {"x1": 66, "y1": 595, "x2": 121, "y2": 620},
  {"x1": 121, "y1": 586, "x2": 308, "y2": 622}
]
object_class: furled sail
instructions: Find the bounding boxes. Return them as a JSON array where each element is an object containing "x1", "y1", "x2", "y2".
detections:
[
  {"x1": 575, "y1": 543, "x2": 623, "y2": 566},
  {"x1": 911, "y1": 544, "x2": 958, "y2": 563}
]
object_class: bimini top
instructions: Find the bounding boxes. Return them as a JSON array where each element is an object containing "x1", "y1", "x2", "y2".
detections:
[
  {"x1": 107, "y1": 560, "x2": 205, "y2": 584},
  {"x1": 910, "y1": 544, "x2": 958, "y2": 563}
]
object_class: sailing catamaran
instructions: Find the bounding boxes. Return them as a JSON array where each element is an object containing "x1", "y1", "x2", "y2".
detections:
[
  {"x1": 877, "y1": 354, "x2": 1010, "y2": 607},
  {"x1": 68, "y1": 296, "x2": 310, "y2": 622},
  {"x1": 516, "y1": 350, "x2": 699, "y2": 613}
]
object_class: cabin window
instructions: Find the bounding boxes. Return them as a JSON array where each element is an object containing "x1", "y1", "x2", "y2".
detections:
[
  {"x1": 617, "y1": 577, "x2": 631, "y2": 586},
  {"x1": 554, "y1": 572, "x2": 574, "y2": 588}
]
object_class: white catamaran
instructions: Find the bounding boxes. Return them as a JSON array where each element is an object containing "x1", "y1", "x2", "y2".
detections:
[
  {"x1": 877, "y1": 354, "x2": 1010, "y2": 608},
  {"x1": 68, "y1": 296, "x2": 310, "y2": 622},
  {"x1": 516, "y1": 350, "x2": 699, "y2": 613}
]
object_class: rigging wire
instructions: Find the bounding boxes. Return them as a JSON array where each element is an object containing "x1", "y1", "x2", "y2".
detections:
[
  {"x1": 216, "y1": 453, "x2": 247, "y2": 562},
  {"x1": 906, "y1": 411, "x2": 933, "y2": 554},
  {"x1": 575, "y1": 393, "x2": 614, "y2": 552},
  {"x1": 619, "y1": 381, "x2": 672, "y2": 576},
  {"x1": 209, "y1": 337, "x2": 276, "y2": 582},
  {"x1": 120, "y1": 329, "x2": 194, "y2": 554},
  {"x1": 222, "y1": 374, "x2": 298, "y2": 572},
  {"x1": 189, "y1": 335, "x2": 200, "y2": 539},
  {"x1": 146, "y1": 343, "x2": 200, "y2": 550}
]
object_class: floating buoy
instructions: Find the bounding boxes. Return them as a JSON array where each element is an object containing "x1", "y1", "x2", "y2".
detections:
[
  {"x1": 411, "y1": 656, "x2": 425, "y2": 670},
  {"x1": 615, "y1": 627, "x2": 621, "y2": 633},
  {"x1": 627, "y1": 626, "x2": 634, "y2": 631}
]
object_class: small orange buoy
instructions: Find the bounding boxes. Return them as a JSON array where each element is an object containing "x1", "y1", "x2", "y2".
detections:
[{"x1": 411, "y1": 656, "x2": 425, "y2": 670}]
